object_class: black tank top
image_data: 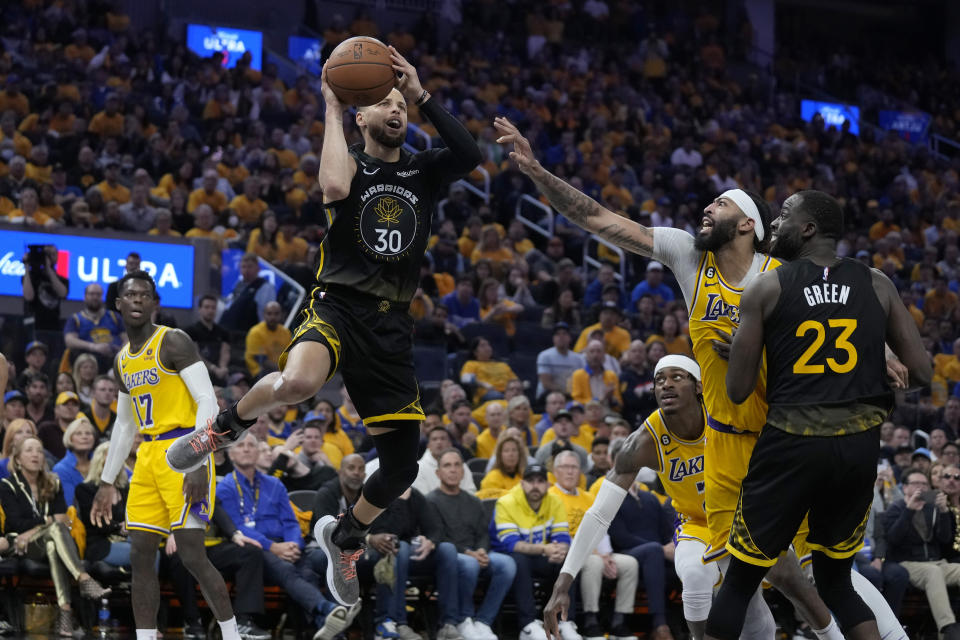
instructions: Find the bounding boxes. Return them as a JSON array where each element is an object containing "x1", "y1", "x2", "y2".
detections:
[
  {"x1": 314, "y1": 146, "x2": 454, "y2": 304},
  {"x1": 764, "y1": 258, "x2": 892, "y2": 411}
]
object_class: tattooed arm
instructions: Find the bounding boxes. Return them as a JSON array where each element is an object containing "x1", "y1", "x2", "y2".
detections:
[{"x1": 494, "y1": 117, "x2": 654, "y2": 257}]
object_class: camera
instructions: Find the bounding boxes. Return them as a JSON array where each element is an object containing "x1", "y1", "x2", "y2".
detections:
[{"x1": 26, "y1": 244, "x2": 48, "y2": 272}]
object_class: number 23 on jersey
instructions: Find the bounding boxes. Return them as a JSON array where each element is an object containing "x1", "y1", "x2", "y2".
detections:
[{"x1": 793, "y1": 319, "x2": 858, "y2": 374}]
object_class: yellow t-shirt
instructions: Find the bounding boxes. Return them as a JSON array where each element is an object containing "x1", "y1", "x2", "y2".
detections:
[
  {"x1": 475, "y1": 427, "x2": 502, "y2": 459},
  {"x1": 188, "y1": 188, "x2": 229, "y2": 213},
  {"x1": 229, "y1": 195, "x2": 268, "y2": 224},
  {"x1": 244, "y1": 322, "x2": 293, "y2": 376},
  {"x1": 460, "y1": 360, "x2": 517, "y2": 401},
  {"x1": 324, "y1": 429, "x2": 355, "y2": 459},
  {"x1": 573, "y1": 323, "x2": 631, "y2": 358},
  {"x1": 540, "y1": 424, "x2": 595, "y2": 452},
  {"x1": 477, "y1": 468, "x2": 521, "y2": 500},
  {"x1": 569, "y1": 368, "x2": 623, "y2": 407},
  {"x1": 97, "y1": 180, "x2": 131, "y2": 204},
  {"x1": 548, "y1": 486, "x2": 596, "y2": 535},
  {"x1": 88, "y1": 111, "x2": 125, "y2": 138}
]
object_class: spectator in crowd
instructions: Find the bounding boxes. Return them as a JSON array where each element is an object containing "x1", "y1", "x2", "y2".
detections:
[
  {"x1": 185, "y1": 293, "x2": 232, "y2": 385},
  {"x1": 443, "y1": 275, "x2": 481, "y2": 328},
  {"x1": 478, "y1": 432, "x2": 529, "y2": 499},
  {"x1": 535, "y1": 392, "x2": 567, "y2": 440},
  {"x1": 220, "y1": 252, "x2": 277, "y2": 333},
  {"x1": 929, "y1": 427, "x2": 950, "y2": 461},
  {"x1": 548, "y1": 450, "x2": 637, "y2": 640},
  {"x1": 583, "y1": 265, "x2": 622, "y2": 310},
  {"x1": 220, "y1": 433, "x2": 358, "y2": 638},
  {"x1": 415, "y1": 425, "x2": 477, "y2": 496},
  {"x1": 312, "y1": 399, "x2": 354, "y2": 462},
  {"x1": 461, "y1": 337, "x2": 518, "y2": 404},
  {"x1": 97, "y1": 160, "x2": 130, "y2": 204},
  {"x1": 536, "y1": 411, "x2": 590, "y2": 473},
  {"x1": 64, "y1": 282, "x2": 125, "y2": 370},
  {"x1": 230, "y1": 177, "x2": 269, "y2": 226},
  {"x1": 573, "y1": 302, "x2": 630, "y2": 358},
  {"x1": 309, "y1": 453, "x2": 367, "y2": 532},
  {"x1": 913, "y1": 449, "x2": 933, "y2": 474},
  {"x1": 0, "y1": 436, "x2": 109, "y2": 636},
  {"x1": 536, "y1": 323, "x2": 584, "y2": 400},
  {"x1": 51, "y1": 416, "x2": 96, "y2": 506},
  {"x1": 607, "y1": 449, "x2": 676, "y2": 640},
  {"x1": 296, "y1": 414, "x2": 342, "y2": 473},
  {"x1": 359, "y1": 486, "x2": 461, "y2": 640},
  {"x1": 72, "y1": 354, "x2": 98, "y2": 406},
  {"x1": 491, "y1": 463, "x2": 577, "y2": 640},
  {"x1": 630, "y1": 262, "x2": 675, "y2": 308},
  {"x1": 429, "y1": 448, "x2": 516, "y2": 640},
  {"x1": 479, "y1": 278, "x2": 523, "y2": 337},
  {"x1": 87, "y1": 375, "x2": 117, "y2": 438},
  {"x1": 38, "y1": 390, "x2": 81, "y2": 460},
  {"x1": 188, "y1": 169, "x2": 229, "y2": 214},
  {"x1": 4, "y1": 390, "x2": 27, "y2": 430},
  {"x1": 22, "y1": 244, "x2": 68, "y2": 338},
  {"x1": 541, "y1": 289, "x2": 582, "y2": 334},
  {"x1": 24, "y1": 372, "x2": 55, "y2": 426},
  {"x1": 619, "y1": 340, "x2": 655, "y2": 427},
  {"x1": 0, "y1": 418, "x2": 38, "y2": 480},
  {"x1": 670, "y1": 137, "x2": 703, "y2": 168},
  {"x1": 883, "y1": 467, "x2": 960, "y2": 639},
  {"x1": 570, "y1": 340, "x2": 623, "y2": 410},
  {"x1": 75, "y1": 442, "x2": 131, "y2": 567},
  {"x1": 244, "y1": 301, "x2": 291, "y2": 377},
  {"x1": 415, "y1": 303, "x2": 467, "y2": 353},
  {"x1": 586, "y1": 436, "x2": 612, "y2": 487},
  {"x1": 475, "y1": 402, "x2": 507, "y2": 459},
  {"x1": 118, "y1": 184, "x2": 158, "y2": 233},
  {"x1": 16, "y1": 340, "x2": 49, "y2": 391},
  {"x1": 105, "y1": 252, "x2": 141, "y2": 312},
  {"x1": 647, "y1": 314, "x2": 692, "y2": 357},
  {"x1": 940, "y1": 442, "x2": 960, "y2": 469},
  {"x1": 335, "y1": 385, "x2": 369, "y2": 452},
  {"x1": 936, "y1": 397, "x2": 960, "y2": 439}
]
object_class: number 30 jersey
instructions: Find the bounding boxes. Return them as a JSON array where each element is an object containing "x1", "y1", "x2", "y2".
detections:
[
  {"x1": 764, "y1": 258, "x2": 892, "y2": 436},
  {"x1": 315, "y1": 145, "x2": 456, "y2": 304},
  {"x1": 117, "y1": 325, "x2": 197, "y2": 436}
]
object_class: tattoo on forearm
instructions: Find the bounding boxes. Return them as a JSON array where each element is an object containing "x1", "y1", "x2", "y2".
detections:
[
  {"x1": 534, "y1": 171, "x2": 604, "y2": 225},
  {"x1": 596, "y1": 222, "x2": 653, "y2": 255}
]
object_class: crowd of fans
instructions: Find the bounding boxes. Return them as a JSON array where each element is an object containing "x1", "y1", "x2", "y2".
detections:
[{"x1": 2, "y1": 0, "x2": 960, "y2": 638}]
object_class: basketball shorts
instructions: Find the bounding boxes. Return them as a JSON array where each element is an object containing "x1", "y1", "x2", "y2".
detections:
[
  {"x1": 675, "y1": 516, "x2": 712, "y2": 548},
  {"x1": 279, "y1": 284, "x2": 425, "y2": 425},
  {"x1": 727, "y1": 425, "x2": 878, "y2": 567},
  {"x1": 126, "y1": 429, "x2": 214, "y2": 535},
  {"x1": 703, "y1": 426, "x2": 759, "y2": 563}
]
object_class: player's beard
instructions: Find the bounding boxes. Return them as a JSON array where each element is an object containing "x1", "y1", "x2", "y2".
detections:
[
  {"x1": 770, "y1": 227, "x2": 804, "y2": 261},
  {"x1": 367, "y1": 121, "x2": 405, "y2": 149},
  {"x1": 694, "y1": 216, "x2": 739, "y2": 252}
]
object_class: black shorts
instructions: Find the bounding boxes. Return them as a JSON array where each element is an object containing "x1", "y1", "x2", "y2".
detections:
[
  {"x1": 727, "y1": 424, "x2": 879, "y2": 567},
  {"x1": 278, "y1": 285, "x2": 424, "y2": 425}
]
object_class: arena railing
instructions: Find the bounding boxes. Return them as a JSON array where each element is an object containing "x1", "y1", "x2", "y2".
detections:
[
  {"x1": 514, "y1": 194, "x2": 555, "y2": 240},
  {"x1": 583, "y1": 234, "x2": 626, "y2": 285}
]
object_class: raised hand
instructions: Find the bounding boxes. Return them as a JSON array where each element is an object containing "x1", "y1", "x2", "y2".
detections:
[{"x1": 494, "y1": 117, "x2": 542, "y2": 177}]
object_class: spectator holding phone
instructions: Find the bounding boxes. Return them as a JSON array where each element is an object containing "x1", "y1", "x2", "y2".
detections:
[
  {"x1": 22, "y1": 244, "x2": 68, "y2": 340},
  {"x1": 883, "y1": 467, "x2": 960, "y2": 639}
]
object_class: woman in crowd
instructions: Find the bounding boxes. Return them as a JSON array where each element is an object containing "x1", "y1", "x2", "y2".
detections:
[
  {"x1": 461, "y1": 337, "x2": 518, "y2": 404},
  {"x1": 246, "y1": 209, "x2": 280, "y2": 261},
  {"x1": 0, "y1": 418, "x2": 38, "y2": 480},
  {"x1": 74, "y1": 442, "x2": 131, "y2": 568},
  {"x1": 51, "y1": 417, "x2": 97, "y2": 506},
  {"x1": 0, "y1": 437, "x2": 109, "y2": 636},
  {"x1": 72, "y1": 353, "x2": 98, "y2": 406},
  {"x1": 313, "y1": 398, "x2": 354, "y2": 460},
  {"x1": 648, "y1": 314, "x2": 692, "y2": 357},
  {"x1": 477, "y1": 432, "x2": 529, "y2": 499},
  {"x1": 55, "y1": 372, "x2": 77, "y2": 397},
  {"x1": 479, "y1": 277, "x2": 523, "y2": 337},
  {"x1": 542, "y1": 288, "x2": 582, "y2": 333}
]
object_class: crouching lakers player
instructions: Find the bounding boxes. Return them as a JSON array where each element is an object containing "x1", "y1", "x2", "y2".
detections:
[
  {"x1": 544, "y1": 355, "x2": 775, "y2": 640},
  {"x1": 91, "y1": 271, "x2": 244, "y2": 640}
]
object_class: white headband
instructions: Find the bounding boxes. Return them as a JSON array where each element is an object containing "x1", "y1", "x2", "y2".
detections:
[
  {"x1": 654, "y1": 355, "x2": 701, "y2": 381},
  {"x1": 720, "y1": 189, "x2": 764, "y2": 241}
]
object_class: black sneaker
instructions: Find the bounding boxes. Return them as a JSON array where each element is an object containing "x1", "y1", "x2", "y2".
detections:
[
  {"x1": 166, "y1": 413, "x2": 244, "y2": 473},
  {"x1": 581, "y1": 621, "x2": 604, "y2": 640},
  {"x1": 183, "y1": 619, "x2": 206, "y2": 640},
  {"x1": 314, "y1": 515, "x2": 365, "y2": 606},
  {"x1": 237, "y1": 618, "x2": 271, "y2": 640}
]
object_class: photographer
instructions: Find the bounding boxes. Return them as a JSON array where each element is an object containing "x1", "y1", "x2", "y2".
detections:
[{"x1": 22, "y1": 244, "x2": 68, "y2": 339}]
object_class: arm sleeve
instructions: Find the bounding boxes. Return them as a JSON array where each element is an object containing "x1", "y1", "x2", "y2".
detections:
[
  {"x1": 651, "y1": 228, "x2": 702, "y2": 309},
  {"x1": 418, "y1": 98, "x2": 482, "y2": 177},
  {"x1": 559, "y1": 481, "x2": 627, "y2": 578},
  {"x1": 100, "y1": 392, "x2": 136, "y2": 484},
  {"x1": 179, "y1": 361, "x2": 218, "y2": 432}
]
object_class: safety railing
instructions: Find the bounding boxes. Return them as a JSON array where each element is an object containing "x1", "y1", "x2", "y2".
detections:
[
  {"x1": 583, "y1": 234, "x2": 627, "y2": 284},
  {"x1": 514, "y1": 194, "x2": 554, "y2": 240}
]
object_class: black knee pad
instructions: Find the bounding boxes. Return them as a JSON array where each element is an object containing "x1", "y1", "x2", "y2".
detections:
[
  {"x1": 811, "y1": 552, "x2": 874, "y2": 631},
  {"x1": 362, "y1": 424, "x2": 421, "y2": 509}
]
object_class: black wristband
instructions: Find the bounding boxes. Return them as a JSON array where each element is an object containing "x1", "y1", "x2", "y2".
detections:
[{"x1": 415, "y1": 89, "x2": 429, "y2": 106}]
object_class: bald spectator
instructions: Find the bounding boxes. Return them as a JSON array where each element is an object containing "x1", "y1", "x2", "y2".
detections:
[
  {"x1": 570, "y1": 339, "x2": 623, "y2": 409},
  {"x1": 244, "y1": 301, "x2": 291, "y2": 377},
  {"x1": 475, "y1": 402, "x2": 507, "y2": 459},
  {"x1": 188, "y1": 169, "x2": 230, "y2": 214},
  {"x1": 118, "y1": 184, "x2": 158, "y2": 232}
]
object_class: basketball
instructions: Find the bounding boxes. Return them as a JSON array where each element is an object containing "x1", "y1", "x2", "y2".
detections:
[{"x1": 326, "y1": 36, "x2": 396, "y2": 107}]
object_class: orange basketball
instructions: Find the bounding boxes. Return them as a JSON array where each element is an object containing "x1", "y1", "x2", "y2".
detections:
[{"x1": 326, "y1": 36, "x2": 396, "y2": 107}]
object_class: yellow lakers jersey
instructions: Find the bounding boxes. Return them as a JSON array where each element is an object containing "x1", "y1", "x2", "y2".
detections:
[
  {"x1": 117, "y1": 326, "x2": 196, "y2": 436},
  {"x1": 688, "y1": 251, "x2": 780, "y2": 432},
  {"x1": 642, "y1": 408, "x2": 707, "y2": 527}
]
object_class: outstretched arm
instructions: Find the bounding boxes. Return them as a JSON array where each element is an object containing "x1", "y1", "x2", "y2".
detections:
[
  {"x1": 495, "y1": 117, "x2": 654, "y2": 257},
  {"x1": 727, "y1": 270, "x2": 780, "y2": 404}
]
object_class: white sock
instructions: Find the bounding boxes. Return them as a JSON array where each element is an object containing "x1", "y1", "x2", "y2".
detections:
[
  {"x1": 136, "y1": 630, "x2": 157, "y2": 640},
  {"x1": 812, "y1": 618, "x2": 842, "y2": 640},
  {"x1": 219, "y1": 617, "x2": 241, "y2": 640},
  {"x1": 850, "y1": 569, "x2": 907, "y2": 640}
]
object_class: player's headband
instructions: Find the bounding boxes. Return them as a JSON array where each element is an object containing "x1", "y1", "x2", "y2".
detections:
[
  {"x1": 654, "y1": 355, "x2": 701, "y2": 382},
  {"x1": 720, "y1": 188, "x2": 764, "y2": 241}
]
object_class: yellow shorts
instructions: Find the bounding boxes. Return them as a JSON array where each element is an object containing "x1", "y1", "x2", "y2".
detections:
[
  {"x1": 126, "y1": 436, "x2": 214, "y2": 535},
  {"x1": 676, "y1": 519, "x2": 711, "y2": 546},
  {"x1": 703, "y1": 428, "x2": 759, "y2": 563}
]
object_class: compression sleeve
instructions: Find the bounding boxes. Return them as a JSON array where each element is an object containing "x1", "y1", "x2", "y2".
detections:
[
  {"x1": 559, "y1": 480, "x2": 628, "y2": 578},
  {"x1": 179, "y1": 360, "x2": 218, "y2": 432},
  {"x1": 651, "y1": 227, "x2": 702, "y2": 309},
  {"x1": 100, "y1": 392, "x2": 135, "y2": 484},
  {"x1": 418, "y1": 98, "x2": 482, "y2": 175}
]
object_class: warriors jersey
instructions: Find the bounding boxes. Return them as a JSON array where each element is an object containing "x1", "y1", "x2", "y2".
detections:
[
  {"x1": 642, "y1": 408, "x2": 708, "y2": 537},
  {"x1": 688, "y1": 251, "x2": 781, "y2": 432},
  {"x1": 117, "y1": 326, "x2": 196, "y2": 436},
  {"x1": 315, "y1": 146, "x2": 462, "y2": 304}
]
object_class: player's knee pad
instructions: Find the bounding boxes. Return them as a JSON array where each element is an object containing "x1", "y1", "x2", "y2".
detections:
[
  {"x1": 681, "y1": 587, "x2": 712, "y2": 622},
  {"x1": 362, "y1": 424, "x2": 421, "y2": 509},
  {"x1": 811, "y1": 553, "x2": 873, "y2": 631},
  {"x1": 675, "y1": 544, "x2": 718, "y2": 621}
]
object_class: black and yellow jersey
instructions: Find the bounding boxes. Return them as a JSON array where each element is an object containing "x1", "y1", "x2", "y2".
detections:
[{"x1": 315, "y1": 146, "x2": 462, "y2": 304}]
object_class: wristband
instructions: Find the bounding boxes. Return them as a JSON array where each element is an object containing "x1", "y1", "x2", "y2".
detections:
[{"x1": 415, "y1": 90, "x2": 429, "y2": 106}]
